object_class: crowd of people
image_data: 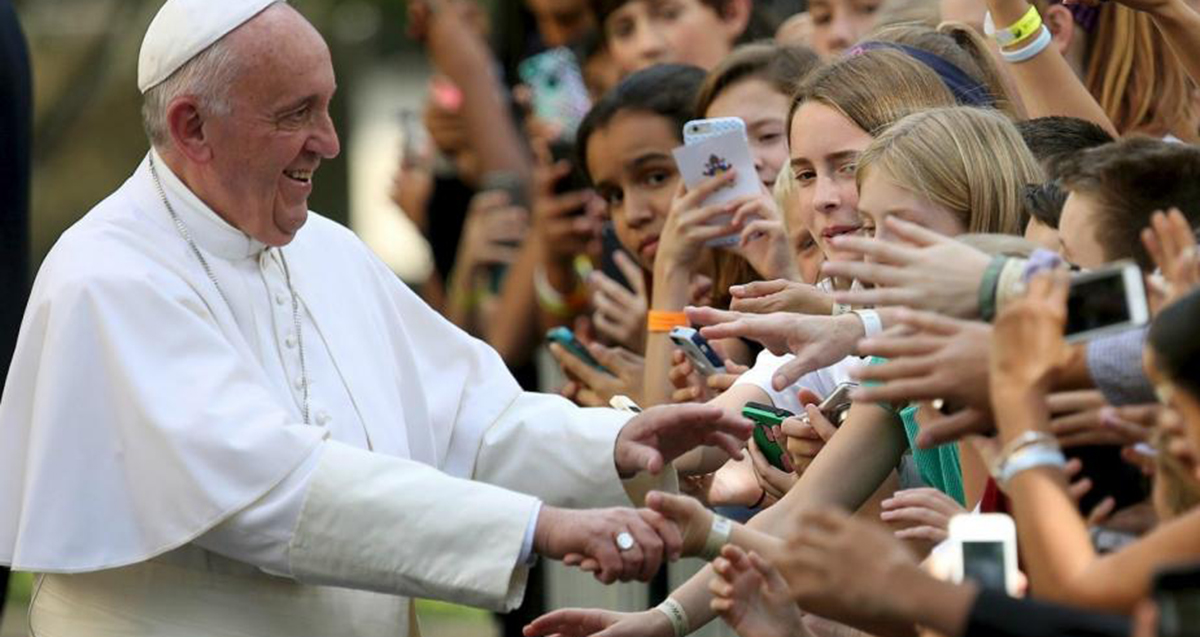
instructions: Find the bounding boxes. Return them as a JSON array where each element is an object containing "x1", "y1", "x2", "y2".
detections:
[{"x1": 398, "y1": 0, "x2": 1200, "y2": 635}]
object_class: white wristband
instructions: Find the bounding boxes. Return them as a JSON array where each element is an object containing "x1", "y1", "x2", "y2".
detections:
[
  {"x1": 655, "y1": 598, "x2": 690, "y2": 637},
  {"x1": 1000, "y1": 25, "x2": 1052, "y2": 63},
  {"x1": 999, "y1": 444, "x2": 1066, "y2": 488},
  {"x1": 852, "y1": 309, "x2": 883, "y2": 339},
  {"x1": 700, "y1": 515, "x2": 733, "y2": 561}
]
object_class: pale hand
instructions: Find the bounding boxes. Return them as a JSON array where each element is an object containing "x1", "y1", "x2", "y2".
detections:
[
  {"x1": 821, "y1": 216, "x2": 990, "y2": 319},
  {"x1": 523, "y1": 609, "x2": 673, "y2": 637},
  {"x1": 729, "y1": 279, "x2": 832, "y2": 316},
  {"x1": 534, "y1": 506, "x2": 682, "y2": 584},
  {"x1": 687, "y1": 306, "x2": 864, "y2": 391},
  {"x1": 880, "y1": 487, "x2": 966, "y2": 547},
  {"x1": 615, "y1": 404, "x2": 753, "y2": 476},
  {"x1": 657, "y1": 172, "x2": 746, "y2": 270},
  {"x1": 645, "y1": 490, "x2": 715, "y2": 557},
  {"x1": 551, "y1": 342, "x2": 644, "y2": 408},
  {"x1": 710, "y1": 545, "x2": 806, "y2": 637},
  {"x1": 990, "y1": 272, "x2": 1073, "y2": 394}
]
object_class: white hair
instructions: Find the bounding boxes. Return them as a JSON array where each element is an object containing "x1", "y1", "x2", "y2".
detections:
[{"x1": 141, "y1": 1, "x2": 288, "y2": 148}]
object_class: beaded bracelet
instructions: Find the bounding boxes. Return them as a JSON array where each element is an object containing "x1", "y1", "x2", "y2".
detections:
[{"x1": 978, "y1": 255, "x2": 1008, "y2": 322}]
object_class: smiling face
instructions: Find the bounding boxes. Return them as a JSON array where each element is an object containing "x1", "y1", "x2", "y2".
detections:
[
  {"x1": 808, "y1": 0, "x2": 882, "y2": 56},
  {"x1": 183, "y1": 6, "x2": 341, "y2": 246},
  {"x1": 585, "y1": 110, "x2": 682, "y2": 270},
  {"x1": 706, "y1": 78, "x2": 790, "y2": 189},
  {"x1": 788, "y1": 101, "x2": 873, "y2": 262},
  {"x1": 604, "y1": 0, "x2": 740, "y2": 75},
  {"x1": 857, "y1": 167, "x2": 967, "y2": 241}
]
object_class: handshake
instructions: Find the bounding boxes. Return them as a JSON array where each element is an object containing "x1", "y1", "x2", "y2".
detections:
[{"x1": 533, "y1": 491, "x2": 722, "y2": 584}]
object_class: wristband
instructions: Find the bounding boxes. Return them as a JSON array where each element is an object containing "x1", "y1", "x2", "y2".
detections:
[
  {"x1": 832, "y1": 301, "x2": 852, "y2": 316},
  {"x1": 648, "y1": 310, "x2": 689, "y2": 333},
  {"x1": 852, "y1": 309, "x2": 882, "y2": 339},
  {"x1": 998, "y1": 443, "x2": 1066, "y2": 489},
  {"x1": 655, "y1": 598, "x2": 690, "y2": 637},
  {"x1": 996, "y1": 430, "x2": 1056, "y2": 466},
  {"x1": 994, "y1": 257, "x2": 1028, "y2": 314},
  {"x1": 978, "y1": 255, "x2": 1008, "y2": 322},
  {"x1": 984, "y1": 5, "x2": 1042, "y2": 46},
  {"x1": 1000, "y1": 25, "x2": 1052, "y2": 63},
  {"x1": 534, "y1": 265, "x2": 587, "y2": 318},
  {"x1": 700, "y1": 515, "x2": 733, "y2": 561}
]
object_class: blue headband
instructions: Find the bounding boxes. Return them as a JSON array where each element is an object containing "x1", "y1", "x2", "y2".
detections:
[{"x1": 848, "y1": 42, "x2": 996, "y2": 108}]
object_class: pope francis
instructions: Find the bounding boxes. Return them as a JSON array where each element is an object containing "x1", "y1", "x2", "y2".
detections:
[{"x1": 0, "y1": 2, "x2": 754, "y2": 635}]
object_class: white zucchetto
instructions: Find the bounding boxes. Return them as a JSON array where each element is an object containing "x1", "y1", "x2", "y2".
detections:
[{"x1": 138, "y1": 0, "x2": 279, "y2": 94}]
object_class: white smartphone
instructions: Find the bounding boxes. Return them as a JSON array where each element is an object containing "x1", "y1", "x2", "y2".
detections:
[
  {"x1": 676, "y1": 117, "x2": 757, "y2": 248},
  {"x1": 948, "y1": 513, "x2": 1019, "y2": 596},
  {"x1": 683, "y1": 117, "x2": 747, "y2": 145},
  {"x1": 1065, "y1": 260, "x2": 1150, "y2": 343},
  {"x1": 669, "y1": 326, "x2": 726, "y2": 377}
]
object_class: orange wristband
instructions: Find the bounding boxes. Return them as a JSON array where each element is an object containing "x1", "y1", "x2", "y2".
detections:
[{"x1": 647, "y1": 310, "x2": 689, "y2": 333}]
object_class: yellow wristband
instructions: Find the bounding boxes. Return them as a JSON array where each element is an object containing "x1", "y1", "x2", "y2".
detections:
[{"x1": 984, "y1": 5, "x2": 1042, "y2": 47}]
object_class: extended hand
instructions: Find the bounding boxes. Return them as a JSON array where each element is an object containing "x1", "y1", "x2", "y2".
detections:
[
  {"x1": 729, "y1": 279, "x2": 832, "y2": 316},
  {"x1": 821, "y1": 216, "x2": 990, "y2": 319},
  {"x1": 990, "y1": 271, "x2": 1073, "y2": 394},
  {"x1": 687, "y1": 306, "x2": 863, "y2": 390},
  {"x1": 710, "y1": 545, "x2": 805, "y2": 637},
  {"x1": 524, "y1": 608, "x2": 673, "y2": 637},
  {"x1": 534, "y1": 506, "x2": 682, "y2": 584},
  {"x1": 615, "y1": 404, "x2": 752, "y2": 476},
  {"x1": 645, "y1": 490, "x2": 714, "y2": 557}
]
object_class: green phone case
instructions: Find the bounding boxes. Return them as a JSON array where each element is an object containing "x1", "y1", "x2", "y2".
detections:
[{"x1": 742, "y1": 403, "x2": 791, "y2": 471}]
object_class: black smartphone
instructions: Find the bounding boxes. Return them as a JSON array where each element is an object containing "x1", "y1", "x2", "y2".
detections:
[
  {"x1": 1065, "y1": 261, "x2": 1149, "y2": 342},
  {"x1": 600, "y1": 221, "x2": 635, "y2": 292},
  {"x1": 1154, "y1": 561, "x2": 1200, "y2": 637},
  {"x1": 549, "y1": 140, "x2": 590, "y2": 196}
]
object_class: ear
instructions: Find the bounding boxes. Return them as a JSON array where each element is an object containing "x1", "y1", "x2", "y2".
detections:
[
  {"x1": 165, "y1": 96, "x2": 214, "y2": 163},
  {"x1": 1043, "y1": 5, "x2": 1075, "y2": 55},
  {"x1": 720, "y1": 0, "x2": 752, "y2": 43}
]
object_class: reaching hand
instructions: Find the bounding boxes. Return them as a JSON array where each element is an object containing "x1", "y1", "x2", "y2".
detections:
[
  {"x1": 532, "y1": 148, "x2": 599, "y2": 265},
  {"x1": 1143, "y1": 208, "x2": 1200, "y2": 311},
  {"x1": 1048, "y1": 391, "x2": 1155, "y2": 448},
  {"x1": 614, "y1": 404, "x2": 753, "y2": 476},
  {"x1": 686, "y1": 307, "x2": 864, "y2": 391},
  {"x1": 853, "y1": 309, "x2": 993, "y2": 413},
  {"x1": 821, "y1": 216, "x2": 991, "y2": 317},
  {"x1": 820, "y1": 216, "x2": 992, "y2": 318},
  {"x1": 777, "y1": 509, "x2": 923, "y2": 626},
  {"x1": 524, "y1": 608, "x2": 674, "y2": 637},
  {"x1": 710, "y1": 545, "x2": 806, "y2": 637},
  {"x1": 729, "y1": 279, "x2": 832, "y2": 316},
  {"x1": 880, "y1": 488, "x2": 967, "y2": 546},
  {"x1": 590, "y1": 251, "x2": 648, "y2": 352},
  {"x1": 534, "y1": 506, "x2": 682, "y2": 584},
  {"x1": 644, "y1": 490, "x2": 716, "y2": 557},
  {"x1": 990, "y1": 271, "x2": 1073, "y2": 394},
  {"x1": 550, "y1": 342, "x2": 643, "y2": 408}
]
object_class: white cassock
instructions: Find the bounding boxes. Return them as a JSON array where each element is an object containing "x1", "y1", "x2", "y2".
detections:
[{"x1": 0, "y1": 151, "x2": 656, "y2": 636}]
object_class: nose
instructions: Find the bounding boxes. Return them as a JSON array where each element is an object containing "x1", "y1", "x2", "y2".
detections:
[
  {"x1": 307, "y1": 110, "x2": 341, "y2": 159},
  {"x1": 623, "y1": 191, "x2": 655, "y2": 229},
  {"x1": 752, "y1": 145, "x2": 769, "y2": 183},
  {"x1": 631, "y1": 22, "x2": 670, "y2": 70},
  {"x1": 812, "y1": 174, "x2": 842, "y2": 216},
  {"x1": 823, "y1": 14, "x2": 855, "y2": 54}
]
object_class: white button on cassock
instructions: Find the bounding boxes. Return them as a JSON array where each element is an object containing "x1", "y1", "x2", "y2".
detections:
[
  {"x1": 315, "y1": 410, "x2": 331, "y2": 426},
  {"x1": 275, "y1": 291, "x2": 287, "y2": 306},
  {"x1": 284, "y1": 333, "x2": 296, "y2": 348}
]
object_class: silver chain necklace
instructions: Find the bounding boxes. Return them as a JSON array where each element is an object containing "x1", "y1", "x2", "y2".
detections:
[{"x1": 149, "y1": 154, "x2": 311, "y2": 426}]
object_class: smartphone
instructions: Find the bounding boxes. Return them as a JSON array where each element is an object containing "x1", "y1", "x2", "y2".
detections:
[
  {"x1": 742, "y1": 402, "x2": 794, "y2": 472},
  {"x1": 1065, "y1": 261, "x2": 1150, "y2": 343},
  {"x1": 1154, "y1": 561, "x2": 1200, "y2": 637},
  {"x1": 546, "y1": 327, "x2": 612, "y2": 375},
  {"x1": 518, "y1": 47, "x2": 592, "y2": 139},
  {"x1": 669, "y1": 326, "x2": 726, "y2": 377},
  {"x1": 948, "y1": 513, "x2": 1019, "y2": 596},
  {"x1": 817, "y1": 382, "x2": 858, "y2": 428},
  {"x1": 549, "y1": 139, "x2": 590, "y2": 197},
  {"x1": 480, "y1": 171, "x2": 530, "y2": 293},
  {"x1": 600, "y1": 222, "x2": 635, "y2": 293},
  {"x1": 683, "y1": 117, "x2": 748, "y2": 145},
  {"x1": 677, "y1": 117, "x2": 755, "y2": 248}
]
